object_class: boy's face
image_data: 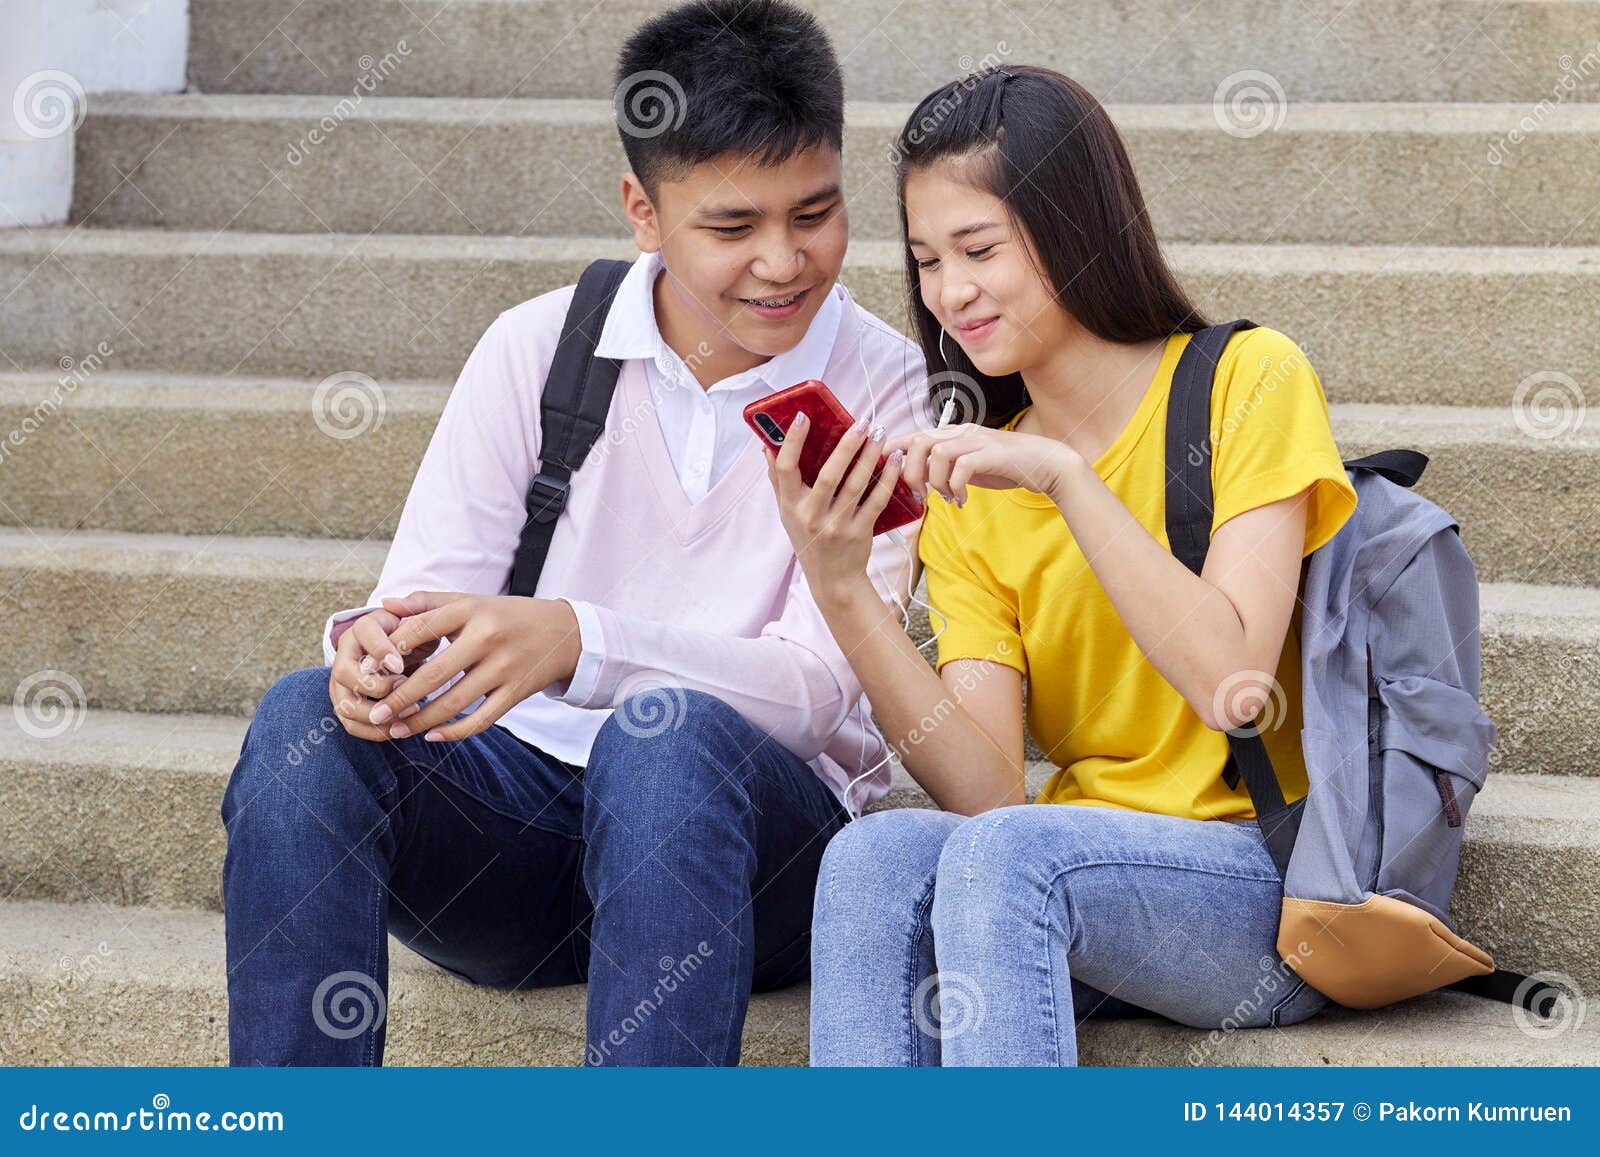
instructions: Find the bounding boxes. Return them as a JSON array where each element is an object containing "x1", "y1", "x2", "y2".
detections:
[{"x1": 622, "y1": 144, "x2": 848, "y2": 366}]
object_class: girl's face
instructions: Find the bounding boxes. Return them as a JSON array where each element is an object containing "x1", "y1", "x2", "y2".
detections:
[{"x1": 903, "y1": 161, "x2": 1070, "y2": 381}]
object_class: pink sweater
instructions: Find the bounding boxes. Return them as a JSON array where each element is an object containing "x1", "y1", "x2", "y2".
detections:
[{"x1": 324, "y1": 283, "x2": 926, "y2": 808}]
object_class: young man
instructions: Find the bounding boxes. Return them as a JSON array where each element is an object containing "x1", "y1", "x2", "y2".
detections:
[{"x1": 220, "y1": 0, "x2": 924, "y2": 1066}]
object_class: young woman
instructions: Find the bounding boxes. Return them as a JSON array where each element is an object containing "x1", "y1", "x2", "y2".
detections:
[{"x1": 762, "y1": 65, "x2": 1359, "y2": 1066}]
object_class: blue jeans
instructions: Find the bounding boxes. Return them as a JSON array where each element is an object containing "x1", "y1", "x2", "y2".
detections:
[
  {"x1": 810, "y1": 804, "x2": 1330, "y2": 1066},
  {"x1": 220, "y1": 667, "x2": 847, "y2": 1066}
]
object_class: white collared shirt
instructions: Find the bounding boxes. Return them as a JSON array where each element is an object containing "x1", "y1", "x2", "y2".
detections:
[
  {"x1": 324, "y1": 249, "x2": 850, "y2": 723},
  {"x1": 593, "y1": 250, "x2": 843, "y2": 502}
]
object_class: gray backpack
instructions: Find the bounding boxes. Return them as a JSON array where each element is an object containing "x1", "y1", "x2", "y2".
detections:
[{"x1": 1167, "y1": 319, "x2": 1557, "y2": 1018}]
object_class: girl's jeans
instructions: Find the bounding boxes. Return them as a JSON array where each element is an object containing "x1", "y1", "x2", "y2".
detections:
[{"x1": 810, "y1": 804, "x2": 1330, "y2": 1066}]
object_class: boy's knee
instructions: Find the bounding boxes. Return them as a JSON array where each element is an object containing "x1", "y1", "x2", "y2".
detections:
[
  {"x1": 225, "y1": 667, "x2": 371, "y2": 826},
  {"x1": 252, "y1": 666, "x2": 338, "y2": 735},
  {"x1": 587, "y1": 687, "x2": 752, "y2": 799}
]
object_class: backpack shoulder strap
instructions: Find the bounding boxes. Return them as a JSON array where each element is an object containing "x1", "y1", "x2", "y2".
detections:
[
  {"x1": 1163, "y1": 319, "x2": 1258, "y2": 576},
  {"x1": 1343, "y1": 448, "x2": 1429, "y2": 488},
  {"x1": 1162, "y1": 320, "x2": 1308, "y2": 871},
  {"x1": 508, "y1": 258, "x2": 632, "y2": 597}
]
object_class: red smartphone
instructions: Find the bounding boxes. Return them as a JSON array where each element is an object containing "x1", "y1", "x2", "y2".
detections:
[{"x1": 744, "y1": 379, "x2": 923, "y2": 536}]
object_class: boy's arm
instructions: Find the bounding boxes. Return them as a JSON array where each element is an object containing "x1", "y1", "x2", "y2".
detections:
[
  {"x1": 322, "y1": 307, "x2": 547, "y2": 665},
  {"x1": 551, "y1": 522, "x2": 917, "y2": 762}
]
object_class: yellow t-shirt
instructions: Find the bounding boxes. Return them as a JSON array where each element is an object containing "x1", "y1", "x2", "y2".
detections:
[{"x1": 920, "y1": 326, "x2": 1358, "y2": 822}]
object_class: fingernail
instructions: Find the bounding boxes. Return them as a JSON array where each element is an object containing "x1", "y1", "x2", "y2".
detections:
[
  {"x1": 383, "y1": 653, "x2": 404, "y2": 673},
  {"x1": 852, "y1": 417, "x2": 868, "y2": 435},
  {"x1": 792, "y1": 412, "x2": 807, "y2": 429},
  {"x1": 392, "y1": 674, "x2": 408, "y2": 687},
  {"x1": 424, "y1": 730, "x2": 444, "y2": 742},
  {"x1": 389, "y1": 723, "x2": 410, "y2": 739},
  {"x1": 370, "y1": 703, "x2": 393, "y2": 725},
  {"x1": 889, "y1": 448, "x2": 905, "y2": 465},
  {"x1": 869, "y1": 424, "x2": 886, "y2": 442},
  {"x1": 359, "y1": 656, "x2": 376, "y2": 674}
]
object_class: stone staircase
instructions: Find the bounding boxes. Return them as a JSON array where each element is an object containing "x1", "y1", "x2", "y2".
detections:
[{"x1": 2, "y1": 0, "x2": 1597, "y2": 1065}]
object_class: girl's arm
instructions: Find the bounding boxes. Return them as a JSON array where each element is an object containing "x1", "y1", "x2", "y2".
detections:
[
  {"x1": 814, "y1": 573, "x2": 1027, "y2": 814},
  {"x1": 765, "y1": 416, "x2": 1026, "y2": 814},
  {"x1": 1046, "y1": 452, "x2": 1307, "y2": 730},
  {"x1": 894, "y1": 424, "x2": 1310, "y2": 732}
]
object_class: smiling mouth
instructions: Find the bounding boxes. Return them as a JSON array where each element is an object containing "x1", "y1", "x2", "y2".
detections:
[{"x1": 742, "y1": 288, "x2": 808, "y2": 308}]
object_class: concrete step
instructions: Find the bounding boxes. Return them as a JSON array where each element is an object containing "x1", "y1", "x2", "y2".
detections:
[
  {"x1": 0, "y1": 527, "x2": 1597, "y2": 769},
  {"x1": 2, "y1": 695, "x2": 1597, "y2": 998},
  {"x1": 0, "y1": 528, "x2": 386, "y2": 716},
  {"x1": 0, "y1": 894, "x2": 1593, "y2": 1066},
  {"x1": 72, "y1": 95, "x2": 1600, "y2": 247},
  {"x1": 0, "y1": 371, "x2": 447, "y2": 540},
  {"x1": 3, "y1": 382, "x2": 1594, "y2": 586},
  {"x1": 184, "y1": 0, "x2": 1600, "y2": 106},
  {"x1": 4, "y1": 228, "x2": 1598, "y2": 409}
]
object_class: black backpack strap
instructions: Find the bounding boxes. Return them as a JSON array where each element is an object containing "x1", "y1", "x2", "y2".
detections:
[
  {"x1": 1343, "y1": 448, "x2": 1429, "y2": 488},
  {"x1": 1163, "y1": 320, "x2": 1258, "y2": 576},
  {"x1": 1164, "y1": 320, "x2": 1311, "y2": 827},
  {"x1": 1447, "y1": 968, "x2": 1566, "y2": 1018},
  {"x1": 1225, "y1": 731, "x2": 1304, "y2": 881},
  {"x1": 508, "y1": 258, "x2": 632, "y2": 598}
]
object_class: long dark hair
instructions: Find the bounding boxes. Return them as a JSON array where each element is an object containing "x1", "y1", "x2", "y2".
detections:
[{"x1": 894, "y1": 65, "x2": 1207, "y2": 428}]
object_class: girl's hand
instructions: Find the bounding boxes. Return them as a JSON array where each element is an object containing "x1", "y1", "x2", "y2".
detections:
[
  {"x1": 763, "y1": 412, "x2": 909, "y2": 605},
  {"x1": 885, "y1": 423, "x2": 1079, "y2": 507}
]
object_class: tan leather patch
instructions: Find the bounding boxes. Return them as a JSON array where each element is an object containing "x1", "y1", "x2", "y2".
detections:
[{"x1": 1278, "y1": 893, "x2": 1494, "y2": 1009}]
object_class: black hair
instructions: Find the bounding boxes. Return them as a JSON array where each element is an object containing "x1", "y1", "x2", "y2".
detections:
[
  {"x1": 613, "y1": 0, "x2": 844, "y2": 197},
  {"x1": 894, "y1": 65, "x2": 1208, "y2": 428}
]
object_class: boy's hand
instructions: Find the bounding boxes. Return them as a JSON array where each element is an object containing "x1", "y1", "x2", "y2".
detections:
[
  {"x1": 327, "y1": 608, "x2": 424, "y2": 740},
  {"x1": 362, "y1": 592, "x2": 583, "y2": 742}
]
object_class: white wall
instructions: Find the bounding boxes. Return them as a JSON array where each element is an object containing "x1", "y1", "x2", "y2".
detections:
[{"x1": 1, "y1": 0, "x2": 188, "y2": 226}]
